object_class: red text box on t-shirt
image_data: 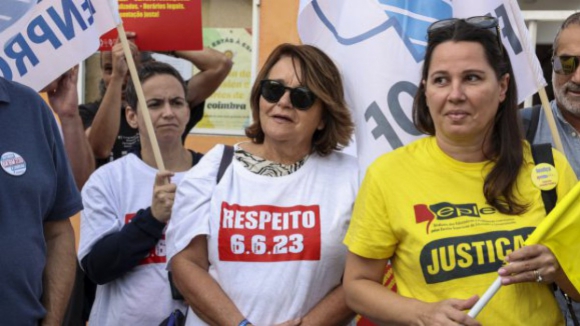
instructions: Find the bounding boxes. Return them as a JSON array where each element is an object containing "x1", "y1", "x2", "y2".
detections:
[
  {"x1": 125, "y1": 213, "x2": 166, "y2": 265},
  {"x1": 218, "y1": 202, "x2": 321, "y2": 262}
]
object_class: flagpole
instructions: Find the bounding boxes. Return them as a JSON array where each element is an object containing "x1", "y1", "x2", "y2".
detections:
[
  {"x1": 506, "y1": 0, "x2": 564, "y2": 153},
  {"x1": 116, "y1": 23, "x2": 166, "y2": 171},
  {"x1": 467, "y1": 277, "x2": 502, "y2": 318},
  {"x1": 538, "y1": 87, "x2": 564, "y2": 153}
]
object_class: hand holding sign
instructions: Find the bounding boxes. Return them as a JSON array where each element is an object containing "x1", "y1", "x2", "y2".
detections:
[
  {"x1": 110, "y1": 31, "x2": 138, "y2": 83},
  {"x1": 151, "y1": 170, "x2": 176, "y2": 223},
  {"x1": 45, "y1": 66, "x2": 79, "y2": 118}
]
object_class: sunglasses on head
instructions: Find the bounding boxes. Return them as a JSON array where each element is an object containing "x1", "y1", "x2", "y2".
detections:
[
  {"x1": 427, "y1": 16, "x2": 502, "y2": 54},
  {"x1": 260, "y1": 79, "x2": 316, "y2": 110},
  {"x1": 552, "y1": 56, "x2": 580, "y2": 75}
]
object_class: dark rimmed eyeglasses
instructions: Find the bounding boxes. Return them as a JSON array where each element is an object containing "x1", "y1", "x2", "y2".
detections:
[
  {"x1": 260, "y1": 79, "x2": 317, "y2": 110},
  {"x1": 552, "y1": 56, "x2": 580, "y2": 75},
  {"x1": 427, "y1": 16, "x2": 503, "y2": 54}
]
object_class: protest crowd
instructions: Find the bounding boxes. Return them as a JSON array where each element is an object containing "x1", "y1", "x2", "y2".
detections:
[{"x1": 1, "y1": 1, "x2": 580, "y2": 326}]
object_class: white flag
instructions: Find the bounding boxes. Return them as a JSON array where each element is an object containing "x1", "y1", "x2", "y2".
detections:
[
  {"x1": 298, "y1": 0, "x2": 451, "y2": 171},
  {"x1": 0, "y1": 0, "x2": 36, "y2": 35},
  {"x1": 298, "y1": 0, "x2": 545, "y2": 173},
  {"x1": 453, "y1": 0, "x2": 547, "y2": 103},
  {"x1": 0, "y1": 0, "x2": 121, "y2": 91},
  {"x1": 107, "y1": 0, "x2": 122, "y2": 25}
]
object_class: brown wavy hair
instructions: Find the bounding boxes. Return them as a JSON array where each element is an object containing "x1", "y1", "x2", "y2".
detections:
[
  {"x1": 245, "y1": 43, "x2": 353, "y2": 156},
  {"x1": 413, "y1": 21, "x2": 527, "y2": 215}
]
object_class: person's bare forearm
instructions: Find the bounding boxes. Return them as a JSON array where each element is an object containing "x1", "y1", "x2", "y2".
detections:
[
  {"x1": 59, "y1": 113, "x2": 95, "y2": 188},
  {"x1": 301, "y1": 285, "x2": 355, "y2": 326},
  {"x1": 345, "y1": 277, "x2": 424, "y2": 325},
  {"x1": 87, "y1": 77, "x2": 124, "y2": 158},
  {"x1": 175, "y1": 48, "x2": 231, "y2": 72},
  {"x1": 42, "y1": 219, "x2": 76, "y2": 326},
  {"x1": 175, "y1": 48, "x2": 232, "y2": 106},
  {"x1": 173, "y1": 258, "x2": 245, "y2": 325},
  {"x1": 46, "y1": 67, "x2": 95, "y2": 188},
  {"x1": 171, "y1": 237, "x2": 245, "y2": 325},
  {"x1": 555, "y1": 268, "x2": 580, "y2": 302}
]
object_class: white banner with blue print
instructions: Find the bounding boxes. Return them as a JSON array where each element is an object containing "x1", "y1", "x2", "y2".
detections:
[
  {"x1": 298, "y1": 0, "x2": 545, "y2": 173},
  {"x1": 454, "y1": 0, "x2": 546, "y2": 104},
  {"x1": 0, "y1": 0, "x2": 120, "y2": 92}
]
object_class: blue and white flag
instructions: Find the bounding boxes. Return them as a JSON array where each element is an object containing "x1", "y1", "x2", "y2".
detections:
[
  {"x1": 0, "y1": 0, "x2": 36, "y2": 34},
  {"x1": 0, "y1": 0, "x2": 121, "y2": 91},
  {"x1": 298, "y1": 0, "x2": 545, "y2": 172},
  {"x1": 454, "y1": 0, "x2": 546, "y2": 102}
]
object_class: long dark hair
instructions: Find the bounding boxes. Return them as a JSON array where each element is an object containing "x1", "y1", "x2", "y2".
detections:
[{"x1": 413, "y1": 21, "x2": 527, "y2": 215}]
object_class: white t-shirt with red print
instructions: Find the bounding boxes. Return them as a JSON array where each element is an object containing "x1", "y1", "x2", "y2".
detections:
[
  {"x1": 78, "y1": 154, "x2": 187, "y2": 326},
  {"x1": 166, "y1": 144, "x2": 359, "y2": 326}
]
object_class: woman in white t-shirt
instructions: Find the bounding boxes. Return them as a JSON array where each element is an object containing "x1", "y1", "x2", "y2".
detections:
[
  {"x1": 78, "y1": 62, "x2": 203, "y2": 325},
  {"x1": 166, "y1": 43, "x2": 359, "y2": 326}
]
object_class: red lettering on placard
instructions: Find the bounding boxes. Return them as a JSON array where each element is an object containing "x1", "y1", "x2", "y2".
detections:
[
  {"x1": 125, "y1": 213, "x2": 166, "y2": 265},
  {"x1": 218, "y1": 203, "x2": 321, "y2": 262}
]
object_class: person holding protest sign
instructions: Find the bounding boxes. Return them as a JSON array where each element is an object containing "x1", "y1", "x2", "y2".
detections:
[
  {"x1": 78, "y1": 61, "x2": 201, "y2": 325},
  {"x1": 521, "y1": 12, "x2": 580, "y2": 325},
  {"x1": 343, "y1": 18, "x2": 580, "y2": 326},
  {"x1": 0, "y1": 76, "x2": 82, "y2": 325},
  {"x1": 166, "y1": 43, "x2": 357, "y2": 326},
  {"x1": 79, "y1": 33, "x2": 232, "y2": 168},
  {"x1": 70, "y1": 38, "x2": 149, "y2": 325}
]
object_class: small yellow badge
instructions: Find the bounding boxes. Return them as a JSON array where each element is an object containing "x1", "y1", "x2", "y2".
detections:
[{"x1": 531, "y1": 163, "x2": 559, "y2": 191}]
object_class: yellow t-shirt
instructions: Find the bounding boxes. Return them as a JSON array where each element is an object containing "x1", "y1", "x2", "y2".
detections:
[{"x1": 345, "y1": 137, "x2": 577, "y2": 326}]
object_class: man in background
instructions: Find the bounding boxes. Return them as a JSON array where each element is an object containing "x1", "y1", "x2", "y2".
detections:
[
  {"x1": 521, "y1": 12, "x2": 580, "y2": 326},
  {"x1": 0, "y1": 76, "x2": 82, "y2": 325},
  {"x1": 80, "y1": 33, "x2": 232, "y2": 167}
]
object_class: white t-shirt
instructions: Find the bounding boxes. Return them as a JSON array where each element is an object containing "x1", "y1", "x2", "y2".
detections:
[
  {"x1": 78, "y1": 154, "x2": 187, "y2": 326},
  {"x1": 166, "y1": 144, "x2": 359, "y2": 326}
]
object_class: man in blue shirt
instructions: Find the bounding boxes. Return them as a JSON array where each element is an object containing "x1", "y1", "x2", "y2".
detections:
[
  {"x1": 0, "y1": 76, "x2": 82, "y2": 325},
  {"x1": 521, "y1": 12, "x2": 580, "y2": 326}
]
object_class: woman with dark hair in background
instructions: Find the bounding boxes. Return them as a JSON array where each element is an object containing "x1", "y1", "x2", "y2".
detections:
[
  {"x1": 78, "y1": 62, "x2": 201, "y2": 325},
  {"x1": 343, "y1": 17, "x2": 579, "y2": 326}
]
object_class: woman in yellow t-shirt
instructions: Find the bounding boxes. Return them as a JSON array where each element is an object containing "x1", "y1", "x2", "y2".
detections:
[{"x1": 343, "y1": 17, "x2": 580, "y2": 326}]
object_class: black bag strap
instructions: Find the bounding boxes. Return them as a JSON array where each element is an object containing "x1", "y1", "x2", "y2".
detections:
[
  {"x1": 216, "y1": 145, "x2": 234, "y2": 184},
  {"x1": 530, "y1": 144, "x2": 579, "y2": 326},
  {"x1": 531, "y1": 143, "x2": 558, "y2": 215},
  {"x1": 565, "y1": 291, "x2": 580, "y2": 326},
  {"x1": 523, "y1": 105, "x2": 542, "y2": 144},
  {"x1": 189, "y1": 150, "x2": 203, "y2": 166}
]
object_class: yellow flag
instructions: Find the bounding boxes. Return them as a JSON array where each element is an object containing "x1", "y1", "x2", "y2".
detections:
[{"x1": 525, "y1": 181, "x2": 580, "y2": 291}]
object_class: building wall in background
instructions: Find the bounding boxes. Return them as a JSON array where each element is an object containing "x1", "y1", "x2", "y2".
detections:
[{"x1": 258, "y1": 0, "x2": 300, "y2": 67}]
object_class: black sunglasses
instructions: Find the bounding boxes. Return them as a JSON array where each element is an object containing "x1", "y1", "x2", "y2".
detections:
[
  {"x1": 427, "y1": 16, "x2": 502, "y2": 54},
  {"x1": 260, "y1": 79, "x2": 316, "y2": 110},
  {"x1": 552, "y1": 56, "x2": 580, "y2": 75}
]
